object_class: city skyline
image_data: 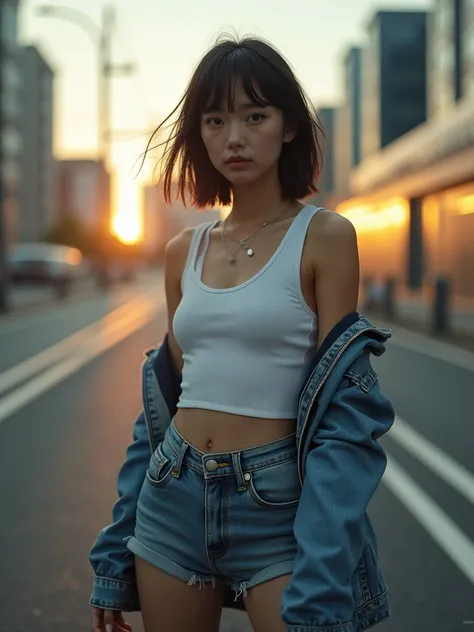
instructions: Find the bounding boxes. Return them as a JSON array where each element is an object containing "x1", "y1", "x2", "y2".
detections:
[{"x1": 19, "y1": 0, "x2": 430, "y2": 241}]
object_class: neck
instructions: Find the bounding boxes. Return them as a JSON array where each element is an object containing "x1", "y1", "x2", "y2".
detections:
[{"x1": 227, "y1": 169, "x2": 292, "y2": 227}]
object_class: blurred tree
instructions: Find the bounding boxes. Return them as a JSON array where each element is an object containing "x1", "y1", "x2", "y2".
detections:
[
  {"x1": 44, "y1": 212, "x2": 99, "y2": 256},
  {"x1": 44, "y1": 213, "x2": 144, "y2": 286}
]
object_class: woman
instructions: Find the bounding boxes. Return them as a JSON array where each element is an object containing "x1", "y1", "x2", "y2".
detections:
[{"x1": 90, "y1": 34, "x2": 394, "y2": 632}]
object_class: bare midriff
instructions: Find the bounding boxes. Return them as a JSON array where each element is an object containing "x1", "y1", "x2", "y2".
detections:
[{"x1": 174, "y1": 408, "x2": 296, "y2": 453}]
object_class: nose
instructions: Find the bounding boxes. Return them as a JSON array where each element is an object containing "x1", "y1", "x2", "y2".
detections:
[{"x1": 226, "y1": 119, "x2": 245, "y2": 149}]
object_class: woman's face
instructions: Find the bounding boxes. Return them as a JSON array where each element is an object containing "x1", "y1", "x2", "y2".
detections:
[{"x1": 200, "y1": 79, "x2": 295, "y2": 187}]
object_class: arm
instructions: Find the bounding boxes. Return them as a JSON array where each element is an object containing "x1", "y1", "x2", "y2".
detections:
[
  {"x1": 282, "y1": 353, "x2": 395, "y2": 630},
  {"x1": 311, "y1": 210, "x2": 360, "y2": 348},
  {"x1": 89, "y1": 411, "x2": 151, "y2": 611},
  {"x1": 281, "y1": 214, "x2": 393, "y2": 630},
  {"x1": 164, "y1": 227, "x2": 195, "y2": 374},
  {"x1": 89, "y1": 228, "x2": 193, "y2": 611}
]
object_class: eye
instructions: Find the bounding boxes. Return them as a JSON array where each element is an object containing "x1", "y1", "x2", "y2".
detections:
[
  {"x1": 205, "y1": 116, "x2": 223, "y2": 127},
  {"x1": 247, "y1": 113, "x2": 266, "y2": 123}
]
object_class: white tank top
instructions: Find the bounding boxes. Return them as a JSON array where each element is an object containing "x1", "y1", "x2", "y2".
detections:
[{"x1": 173, "y1": 205, "x2": 323, "y2": 419}]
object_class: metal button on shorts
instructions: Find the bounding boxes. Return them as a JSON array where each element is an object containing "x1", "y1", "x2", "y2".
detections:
[{"x1": 205, "y1": 459, "x2": 218, "y2": 472}]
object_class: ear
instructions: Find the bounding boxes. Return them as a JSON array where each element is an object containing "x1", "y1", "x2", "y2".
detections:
[{"x1": 283, "y1": 124, "x2": 297, "y2": 143}]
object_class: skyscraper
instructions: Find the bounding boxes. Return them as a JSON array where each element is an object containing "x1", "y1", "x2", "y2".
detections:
[
  {"x1": 334, "y1": 47, "x2": 362, "y2": 199},
  {"x1": 361, "y1": 10, "x2": 428, "y2": 159},
  {"x1": 18, "y1": 45, "x2": 56, "y2": 242},
  {"x1": 428, "y1": 0, "x2": 474, "y2": 118},
  {"x1": 0, "y1": 0, "x2": 22, "y2": 309}
]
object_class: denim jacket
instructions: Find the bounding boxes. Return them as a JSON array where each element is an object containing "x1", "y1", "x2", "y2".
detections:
[{"x1": 89, "y1": 312, "x2": 395, "y2": 632}]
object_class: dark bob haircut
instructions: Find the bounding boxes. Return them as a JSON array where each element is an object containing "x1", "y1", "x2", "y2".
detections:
[{"x1": 142, "y1": 34, "x2": 325, "y2": 208}]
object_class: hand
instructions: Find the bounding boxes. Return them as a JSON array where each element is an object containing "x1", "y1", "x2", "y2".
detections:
[{"x1": 91, "y1": 606, "x2": 132, "y2": 632}]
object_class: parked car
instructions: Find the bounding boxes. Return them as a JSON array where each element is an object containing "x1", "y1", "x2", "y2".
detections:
[{"x1": 8, "y1": 242, "x2": 84, "y2": 297}]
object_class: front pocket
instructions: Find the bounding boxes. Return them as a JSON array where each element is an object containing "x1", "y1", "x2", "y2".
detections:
[
  {"x1": 247, "y1": 456, "x2": 301, "y2": 509},
  {"x1": 145, "y1": 444, "x2": 175, "y2": 488}
]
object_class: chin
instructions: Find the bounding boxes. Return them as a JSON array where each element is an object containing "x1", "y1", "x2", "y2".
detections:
[
  {"x1": 222, "y1": 165, "x2": 266, "y2": 186},
  {"x1": 225, "y1": 172, "x2": 261, "y2": 186}
]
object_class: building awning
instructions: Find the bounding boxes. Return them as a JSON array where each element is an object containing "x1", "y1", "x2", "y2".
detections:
[{"x1": 350, "y1": 98, "x2": 474, "y2": 200}]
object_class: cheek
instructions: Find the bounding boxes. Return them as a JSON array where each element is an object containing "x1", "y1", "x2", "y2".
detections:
[
  {"x1": 201, "y1": 130, "x2": 218, "y2": 162},
  {"x1": 256, "y1": 126, "x2": 285, "y2": 158},
  {"x1": 201, "y1": 131, "x2": 229, "y2": 175}
]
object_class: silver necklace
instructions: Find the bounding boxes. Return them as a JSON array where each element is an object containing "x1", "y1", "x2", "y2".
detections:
[{"x1": 220, "y1": 208, "x2": 289, "y2": 264}]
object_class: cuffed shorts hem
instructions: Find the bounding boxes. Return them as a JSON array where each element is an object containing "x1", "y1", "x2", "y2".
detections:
[
  {"x1": 127, "y1": 535, "x2": 294, "y2": 600},
  {"x1": 235, "y1": 560, "x2": 294, "y2": 595},
  {"x1": 126, "y1": 536, "x2": 217, "y2": 587}
]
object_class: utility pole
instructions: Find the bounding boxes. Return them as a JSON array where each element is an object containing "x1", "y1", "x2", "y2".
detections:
[
  {"x1": 96, "y1": 4, "x2": 114, "y2": 287},
  {"x1": 98, "y1": 4, "x2": 114, "y2": 166},
  {"x1": 35, "y1": 3, "x2": 134, "y2": 288},
  {"x1": 96, "y1": 4, "x2": 134, "y2": 286}
]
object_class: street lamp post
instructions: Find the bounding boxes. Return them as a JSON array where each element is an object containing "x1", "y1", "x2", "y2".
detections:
[
  {"x1": 36, "y1": 4, "x2": 134, "y2": 286},
  {"x1": 36, "y1": 3, "x2": 134, "y2": 167}
]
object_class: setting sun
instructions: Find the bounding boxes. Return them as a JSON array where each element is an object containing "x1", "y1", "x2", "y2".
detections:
[{"x1": 112, "y1": 212, "x2": 142, "y2": 244}]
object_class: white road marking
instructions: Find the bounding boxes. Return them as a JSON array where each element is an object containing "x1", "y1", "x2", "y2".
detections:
[
  {"x1": 0, "y1": 290, "x2": 157, "y2": 397},
  {"x1": 0, "y1": 273, "x2": 164, "y2": 336},
  {"x1": 383, "y1": 455, "x2": 474, "y2": 584},
  {"x1": 389, "y1": 416, "x2": 474, "y2": 505},
  {"x1": 0, "y1": 293, "x2": 165, "y2": 424},
  {"x1": 3, "y1": 292, "x2": 474, "y2": 591}
]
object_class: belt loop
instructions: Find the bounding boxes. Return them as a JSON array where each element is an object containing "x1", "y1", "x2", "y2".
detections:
[
  {"x1": 172, "y1": 441, "x2": 188, "y2": 478},
  {"x1": 232, "y1": 452, "x2": 246, "y2": 491}
]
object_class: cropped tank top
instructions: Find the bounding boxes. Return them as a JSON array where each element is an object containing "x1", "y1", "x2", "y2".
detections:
[{"x1": 172, "y1": 205, "x2": 324, "y2": 419}]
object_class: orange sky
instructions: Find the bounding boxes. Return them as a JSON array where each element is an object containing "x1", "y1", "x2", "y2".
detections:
[{"x1": 19, "y1": 0, "x2": 430, "y2": 243}]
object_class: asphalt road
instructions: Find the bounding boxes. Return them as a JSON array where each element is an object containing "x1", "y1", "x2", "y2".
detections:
[{"x1": 0, "y1": 281, "x2": 472, "y2": 632}]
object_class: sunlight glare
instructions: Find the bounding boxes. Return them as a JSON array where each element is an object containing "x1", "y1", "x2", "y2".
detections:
[{"x1": 112, "y1": 212, "x2": 142, "y2": 244}]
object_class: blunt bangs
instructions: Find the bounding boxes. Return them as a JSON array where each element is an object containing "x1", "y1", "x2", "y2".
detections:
[
  {"x1": 197, "y1": 50, "x2": 281, "y2": 114},
  {"x1": 144, "y1": 35, "x2": 325, "y2": 208},
  {"x1": 193, "y1": 42, "x2": 305, "y2": 128}
]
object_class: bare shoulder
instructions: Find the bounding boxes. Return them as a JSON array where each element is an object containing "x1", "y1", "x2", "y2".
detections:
[
  {"x1": 165, "y1": 225, "x2": 199, "y2": 275},
  {"x1": 308, "y1": 209, "x2": 356, "y2": 243},
  {"x1": 307, "y1": 209, "x2": 358, "y2": 262},
  {"x1": 165, "y1": 226, "x2": 196, "y2": 264}
]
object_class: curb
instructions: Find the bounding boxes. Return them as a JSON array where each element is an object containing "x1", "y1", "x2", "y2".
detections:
[
  {"x1": 364, "y1": 310, "x2": 474, "y2": 354},
  {"x1": 0, "y1": 284, "x2": 103, "y2": 322}
]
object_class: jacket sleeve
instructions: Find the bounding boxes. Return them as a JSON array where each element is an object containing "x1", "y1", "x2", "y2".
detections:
[
  {"x1": 89, "y1": 410, "x2": 151, "y2": 611},
  {"x1": 281, "y1": 354, "x2": 395, "y2": 632}
]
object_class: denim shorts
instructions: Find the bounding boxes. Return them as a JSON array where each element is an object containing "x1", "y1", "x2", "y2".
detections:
[{"x1": 126, "y1": 419, "x2": 301, "y2": 598}]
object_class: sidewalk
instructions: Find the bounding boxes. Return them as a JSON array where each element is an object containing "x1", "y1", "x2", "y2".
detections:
[
  {"x1": 363, "y1": 288, "x2": 474, "y2": 350},
  {"x1": 0, "y1": 267, "x2": 165, "y2": 323},
  {"x1": 7, "y1": 278, "x2": 98, "y2": 314},
  {"x1": 393, "y1": 292, "x2": 474, "y2": 337}
]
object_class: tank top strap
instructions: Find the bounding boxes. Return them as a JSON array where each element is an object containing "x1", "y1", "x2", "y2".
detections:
[
  {"x1": 282, "y1": 204, "x2": 324, "y2": 271},
  {"x1": 181, "y1": 220, "x2": 217, "y2": 290},
  {"x1": 195, "y1": 220, "x2": 218, "y2": 277}
]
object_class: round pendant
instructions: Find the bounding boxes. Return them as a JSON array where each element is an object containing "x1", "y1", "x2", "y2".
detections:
[
  {"x1": 247, "y1": 248, "x2": 254, "y2": 257},
  {"x1": 228, "y1": 255, "x2": 236, "y2": 263}
]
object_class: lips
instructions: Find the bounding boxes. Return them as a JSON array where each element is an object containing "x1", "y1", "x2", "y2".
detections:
[{"x1": 225, "y1": 156, "x2": 251, "y2": 164}]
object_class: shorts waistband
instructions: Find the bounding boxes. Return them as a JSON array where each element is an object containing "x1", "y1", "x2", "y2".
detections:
[{"x1": 163, "y1": 418, "x2": 297, "y2": 484}]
